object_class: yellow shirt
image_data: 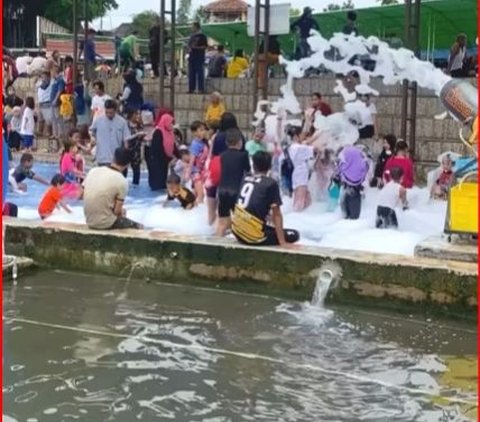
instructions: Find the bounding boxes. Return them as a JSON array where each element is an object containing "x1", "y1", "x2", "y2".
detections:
[
  {"x1": 227, "y1": 57, "x2": 249, "y2": 79},
  {"x1": 59, "y1": 94, "x2": 73, "y2": 119},
  {"x1": 204, "y1": 102, "x2": 226, "y2": 126}
]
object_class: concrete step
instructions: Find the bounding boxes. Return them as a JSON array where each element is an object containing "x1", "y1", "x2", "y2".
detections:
[{"x1": 414, "y1": 235, "x2": 478, "y2": 264}]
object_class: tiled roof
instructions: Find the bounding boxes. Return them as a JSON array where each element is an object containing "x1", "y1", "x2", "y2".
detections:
[{"x1": 204, "y1": 0, "x2": 248, "y2": 13}]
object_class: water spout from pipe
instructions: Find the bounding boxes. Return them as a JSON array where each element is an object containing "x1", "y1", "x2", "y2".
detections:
[{"x1": 311, "y1": 262, "x2": 342, "y2": 308}]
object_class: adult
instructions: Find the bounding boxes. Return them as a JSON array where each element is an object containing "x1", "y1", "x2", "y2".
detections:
[
  {"x1": 90, "y1": 100, "x2": 130, "y2": 166},
  {"x1": 120, "y1": 31, "x2": 140, "y2": 71},
  {"x1": 311, "y1": 92, "x2": 333, "y2": 117},
  {"x1": 120, "y1": 70, "x2": 144, "y2": 114},
  {"x1": 148, "y1": 20, "x2": 169, "y2": 78},
  {"x1": 91, "y1": 80, "x2": 111, "y2": 121},
  {"x1": 231, "y1": 151, "x2": 299, "y2": 247},
  {"x1": 15, "y1": 53, "x2": 32, "y2": 77},
  {"x1": 211, "y1": 112, "x2": 245, "y2": 157},
  {"x1": 4, "y1": 86, "x2": 24, "y2": 110},
  {"x1": 3, "y1": 48, "x2": 18, "y2": 89},
  {"x1": 50, "y1": 67, "x2": 66, "y2": 144},
  {"x1": 357, "y1": 94, "x2": 377, "y2": 139},
  {"x1": 37, "y1": 71, "x2": 53, "y2": 139},
  {"x1": 80, "y1": 29, "x2": 103, "y2": 85},
  {"x1": 83, "y1": 147, "x2": 143, "y2": 230},
  {"x1": 291, "y1": 7, "x2": 319, "y2": 59},
  {"x1": 227, "y1": 49, "x2": 249, "y2": 79},
  {"x1": 46, "y1": 50, "x2": 60, "y2": 79},
  {"x1": 204, "y1": 92, "x2": 226, "y2": 128},
  {"x1": 343, "y1": 11, "x2": 358, "y2": 36},
  {"x1": 147, "y1": 110, "x2": 179, "y2": 191},
  {"x1": 208, "y1": 45, "x2": 227, "y2": 78},
  {"x1": 258, "y1": 36, "x2": 281, "y2": 89},
  {"x1": 447, "y1": 33, "x2": 468, "y2": 78},
  {"x1": 187, "y1": 22, "x2": 208, "y2": 94},
  {"x1": 28, "y1": 53, "x2": 48, "y2": 76}
]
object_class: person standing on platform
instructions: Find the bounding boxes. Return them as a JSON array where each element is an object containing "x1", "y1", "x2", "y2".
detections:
[
  {"x1": 291, "y1": 7, "x2": 319, "y2": 59},
  {"x1": 187, "y1": 22, "x2": 208, "y2": 94}
]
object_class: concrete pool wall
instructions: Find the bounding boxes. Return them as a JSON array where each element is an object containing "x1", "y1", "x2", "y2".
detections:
[{"x1": 5, "y1": 218, "x2": 477, "y2": 320}]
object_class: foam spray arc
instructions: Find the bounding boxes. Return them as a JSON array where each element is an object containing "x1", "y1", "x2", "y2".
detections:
[{"x1": 254, "y1": 31, "x2": 464, "y2": 152}]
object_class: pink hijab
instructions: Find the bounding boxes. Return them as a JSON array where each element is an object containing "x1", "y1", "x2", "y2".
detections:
[{"x1": 156, "y1": 113, "x2": 175, "y2": 158}]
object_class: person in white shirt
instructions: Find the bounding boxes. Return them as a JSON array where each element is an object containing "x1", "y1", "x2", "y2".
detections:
[
  {"x1": 16, "y1": 54, "x2": 32, "y2": 77},
  {"x1": 20, "y1": 97, "x2": 36, "y2": 151},
  {"x1": 91, "y1": 80, "x2": 111, "y2": 121},
  {"x1": 27, "y1": 55, "x2": 48, "y2": 76},
  {"x1": 36, "y1": 71, "x2": 53, "y2": 138},
  {"x1": 376, "y1": 166, "x2": 408, "y2": 229},
  {"x1": 358, "y1": 94, "x2": 377, "y2": 139}
]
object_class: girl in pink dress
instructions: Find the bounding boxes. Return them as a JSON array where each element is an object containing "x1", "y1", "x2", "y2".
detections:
[{"x1": 60, "y1": 140, "x2": 85, "y2": 199}]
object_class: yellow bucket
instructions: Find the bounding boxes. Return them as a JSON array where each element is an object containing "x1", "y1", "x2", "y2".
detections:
[{"x1": 448, "y1": 182, "x2": 478, "y2": 234}]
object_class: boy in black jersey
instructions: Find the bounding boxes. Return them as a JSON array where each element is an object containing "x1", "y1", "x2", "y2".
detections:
[
  {"x1": 165, "y1": 174, "x2": 196, "y2": 209},
  {"x1": 216, "y1": 128, "x2": 251, "y2": 236},
  {"x1": 232, "y1": 151, "x2": 300, "y2": 246}
]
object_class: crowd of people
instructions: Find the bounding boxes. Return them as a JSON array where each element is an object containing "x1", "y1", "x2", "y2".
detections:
[{"x1": 3, "y1": 50, "x2": 457, "y2": 249}]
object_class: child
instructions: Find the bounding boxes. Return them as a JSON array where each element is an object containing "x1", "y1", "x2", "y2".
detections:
[
  {"x1": 126, "y1": 110, "x2": 146, "y2": 187},
  {"x1": 173, "y1": 148, "x2": 191, "y2": 185},
  {"x1": 38, "y1": 174, "x2": 72, "y2": 219},
  {"x1": 165, "y1": 173, "x2": 196, "y2": 209},
  {"x1": 216, "y1": 128, "x2": 251, "y2": 236},
  {"x1": 371, "y1": 134, "x2": 396, "y2": 188},
  {"x1": 327, "y1": 175, "x2": 341, "y2": 212},
  {"x1": 20, "y1": 97, "x2": 35, "y2": 151},
  {"x1": 245, "y1": 128, "x2": 266, "y2": 158},
  {"x1": 376, "y1": 167, "x2": 408, "y2": 229},
  {"x1": 8, "y1": 106, "x2": 23, "y2": 151},
  {"x1": 431, "y1": 154, "x2": 455, "y2": 200},
  {"x1": 337, "y1": 145, "x2": 369, "y2": 220},
  {"x1": 282, "y1": 126, "x2": 315, "y2": 212},
  {"x1": 187, "y1": 121, "x2": 209, "y2": 203},
  {"x1": 60, "y1": 139, "x2": 85, "y2": 199},
  {"x1": 11, "y1": 153, "x2": 49, "y2": 192},
  {"x1": 383, "y1": 140, "x2": 414, "y2": 189}
]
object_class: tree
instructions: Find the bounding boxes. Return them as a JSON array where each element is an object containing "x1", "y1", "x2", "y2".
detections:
[
  {"x1": 193, "y1": 6, "x2": 206, "y2": 23},
  {"x1": 43, "y1": 0, "x2": 119, "y2": 30},
  {"x1": 131, "y1": 10, "x2": 159, "y2": 39},
  {"x1": 290, "y1": 8, "x2": 301, "y2": 17},
  {"x1": 177, "y1": 0, "x2": 192, "y2": 24},
  {"x1": 323, "y1": 1, "x2": 354, "y2": 12},
  {"x1": 377, "y1": 0, "x2": 399, "y2": 4}
]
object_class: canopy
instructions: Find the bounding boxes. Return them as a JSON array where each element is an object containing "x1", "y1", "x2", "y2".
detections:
[{"x1": 178, "y1": 0, "x2": 477, "y2": 57}]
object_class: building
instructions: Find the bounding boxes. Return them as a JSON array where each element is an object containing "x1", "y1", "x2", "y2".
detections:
[{"x1": 204, "y1": 0, "x2": 248, "y2": 23}]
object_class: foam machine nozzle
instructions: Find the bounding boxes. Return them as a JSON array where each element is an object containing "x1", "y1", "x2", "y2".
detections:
[{"x1": 439, "y1": 79, "x2": 478, "y2": 151}]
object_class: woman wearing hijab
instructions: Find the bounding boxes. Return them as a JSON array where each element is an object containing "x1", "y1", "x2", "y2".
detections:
[
  {"x1": 147, "y1": 109, "x2": 179, "y2": 191},
  {"x1": 119, "y1": 70, "x2": 144, "y2": 115}
]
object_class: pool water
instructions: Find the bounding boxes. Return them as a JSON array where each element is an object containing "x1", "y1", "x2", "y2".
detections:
[{"x1": 3, "y1": 271, "x2": 477, "y2": 421}]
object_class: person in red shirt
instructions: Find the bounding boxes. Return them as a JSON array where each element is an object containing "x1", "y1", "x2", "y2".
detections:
[
  {"x1": 383, "y1": 140, "x2": 414, "y2": 189},
  {"x1": 312, "y1": 92, "x2": 333, "y2": 117},
  {"x1": 38, "y1": 174, "x2": 72, "y2": 219}
]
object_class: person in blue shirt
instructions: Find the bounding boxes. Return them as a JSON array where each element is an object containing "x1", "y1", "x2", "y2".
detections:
[
  {"x1": 50, "y1": 68, "x2": 66, "y2": 149},
  {"x1": 291, "y1": 7, "x2": 319, "y2": 59},
  {"x1": 80, "y1": 29, "x2": 104, "y2": 85}
]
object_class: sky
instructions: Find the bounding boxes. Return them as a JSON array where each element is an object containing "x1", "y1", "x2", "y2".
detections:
[{"x1": 92, "y1": 0, "x2": 379, "y2": 30}]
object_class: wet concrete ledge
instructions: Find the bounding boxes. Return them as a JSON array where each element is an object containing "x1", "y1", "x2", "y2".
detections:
[{"x1": 4, "y1": 218, "x2": 477, "y2": 320}]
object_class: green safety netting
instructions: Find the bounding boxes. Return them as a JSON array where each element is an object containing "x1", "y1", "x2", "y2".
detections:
[{"x1": 178, "y1": 0, "x2": 477, "y2": 56}]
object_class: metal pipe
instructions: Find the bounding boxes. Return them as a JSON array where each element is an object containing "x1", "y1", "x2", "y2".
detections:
[
  {"x1": 400, "y1": 0, "x2": 412, "y2": 142},
  {"x1": 409, "y1": 0, "x2": 421, "y2": 157},
  {"x1": 262, "y1": 0, "x2": 270, "y2": 100},
  {"x1": 73, "y1": 0, "x2": 78, "y2": 90},
  {"x1": 169, "y1": 0, "x2": 176, "y2": 110},
  {"x1": 159, "y1": 0, "x2": 166, "y2": 107},
  {"x1": 253, "y1": 0, "x2": 261, "y2": 112}
]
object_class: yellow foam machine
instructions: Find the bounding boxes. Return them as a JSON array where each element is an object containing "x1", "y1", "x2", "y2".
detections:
[{"x1": 439, "y1": 79, "x2": 478, "y2": 241}]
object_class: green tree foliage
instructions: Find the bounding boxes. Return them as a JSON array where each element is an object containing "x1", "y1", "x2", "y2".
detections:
[
  {"x1": 377, "y1": 0, "x2": 399, "y2": 4},
  {"x1": 193, "y1": 6, "x2": 206, "y2": 23},
  {"x1": 177, "y1": 0, "x2": 192, "y2": 24},
  {"x1": 290, "y1": 8, "x2": 301, "y2": 17},
  {"x1": 42, "y1": 0, "x2": 119, "y2": 30},
  {"x1": 131, "y1": 10, "x2": 160, "y2": 38}
]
